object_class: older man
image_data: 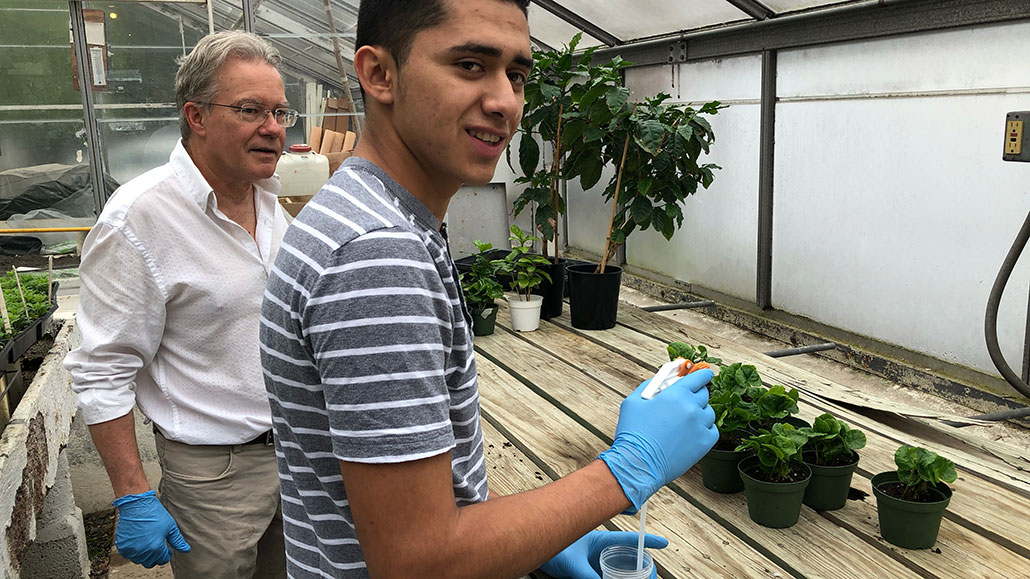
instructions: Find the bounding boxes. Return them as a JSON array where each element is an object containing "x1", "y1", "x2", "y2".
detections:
[{"x1": 65, "y1": 31, "x2": 292, "y2": 578}]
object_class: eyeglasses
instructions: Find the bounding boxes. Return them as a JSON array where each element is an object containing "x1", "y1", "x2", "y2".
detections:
[{"x1": 192, "y1": 102, "x2": 299, "y2": 128}]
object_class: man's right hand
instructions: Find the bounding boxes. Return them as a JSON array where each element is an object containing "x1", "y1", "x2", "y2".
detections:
[
  {"x1": 599, "y1": 369, "x2": 718, "y2": 513},
  {"x1": 111, "y1": 490, "x2": 191, "y2": 568}
]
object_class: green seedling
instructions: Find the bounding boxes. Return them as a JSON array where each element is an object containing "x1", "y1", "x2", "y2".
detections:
[
  {"x1": 494, "y1": 225, "x2": 552, "y2": 302},
  {"x1": 893, "y1": 445, "x2": 957, "y2": 501},
  {"x1": 799, "y1": 413, "x2": 866, "y2": 466},
  {"x1": 459, "y1": 240, "x2": 505, "y2": 310},
  {"x1": 736, "y1": 422, "x2": 809, "y2": 482},
  {"x1": 667, "y1": 341, "x2": 722, "y2": 365}
]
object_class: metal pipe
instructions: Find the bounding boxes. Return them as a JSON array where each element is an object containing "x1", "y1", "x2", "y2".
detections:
[
  {"x1": 0, "y1": 228, "x2": 91, "y2": 234},
  {"x1": 764, "y1": 343, "x2": 837, "y2": 358},
  {"x1": 640, "y1": 301, "x2": 714, "y2": 312}
]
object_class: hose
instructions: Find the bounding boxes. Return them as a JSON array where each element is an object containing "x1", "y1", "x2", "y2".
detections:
[{"x1": 983, "y1": 207, "x2": 1030, "y2": 411}]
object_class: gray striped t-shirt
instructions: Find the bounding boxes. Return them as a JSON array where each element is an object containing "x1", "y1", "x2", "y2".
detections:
[{"x1": 260, "y1": 157, "x2": 488, "y2": 578}]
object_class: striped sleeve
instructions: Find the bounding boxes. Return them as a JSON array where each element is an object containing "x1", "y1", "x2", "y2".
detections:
[{"x1": 305, "y1": 228, "x2": 457, "y2": 463}]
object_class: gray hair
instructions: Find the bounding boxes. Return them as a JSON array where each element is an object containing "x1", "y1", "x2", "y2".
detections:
[{"x1": 175, "y1": 31, "x2": 282, "y2": 145}]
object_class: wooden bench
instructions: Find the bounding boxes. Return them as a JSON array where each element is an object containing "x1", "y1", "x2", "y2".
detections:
[{"x1": 475, "y1": 301, "x2": 1030, "y2": 578}]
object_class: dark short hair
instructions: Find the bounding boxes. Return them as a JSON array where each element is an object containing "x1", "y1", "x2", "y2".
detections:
[{"x1": 356, "y1": 0, "x2": 530, "y2": 69}]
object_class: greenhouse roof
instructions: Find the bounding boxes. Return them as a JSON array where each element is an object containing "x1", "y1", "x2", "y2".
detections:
[{"x1": 146, "y1": 0, "x2": 1029, "y2": 102}]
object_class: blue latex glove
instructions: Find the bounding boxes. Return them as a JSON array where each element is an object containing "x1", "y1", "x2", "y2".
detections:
[
  {"x1": 599, "y1": 369, "x2": 717, "y2": 514},
  {"x1": 111, "y1": 490, "x2": 191, "y2": 568},
  {"x1": 540, "y1": 530, "x2": 668, "y2": 578}
]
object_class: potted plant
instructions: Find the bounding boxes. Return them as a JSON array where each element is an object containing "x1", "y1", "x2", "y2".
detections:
[
  {"x1": 698, "y1": 361, "x2": 763, "y2": 493},
  {"x1": 872, "y1": 445, "x2": 957, "y2": 549},
  {"x1": 511, "y1": 33, "x2": 598, "y2": 319},
  {"x1": 798, "y1": 413, "x2": 866, "y2": 511},
  {"x1": 736, "y1": 423, "x2": 812, "y2": 528},
  {"x1": 559, "y1": 56, "x2": 723, "y2": 329},
  {"x1": 495, "y1": 225, "x2": 551, "y2": 332},
  {"x1": 459, "y1": 240, "x2": 506, "y2": 336}
]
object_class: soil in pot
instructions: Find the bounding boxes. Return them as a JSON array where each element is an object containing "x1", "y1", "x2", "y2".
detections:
[
  {"x1": 802, "y1": 451, "x2": 860, "y2": 511},
  {"x1": 739, "y1": 456, "x2": 812, "y2": 528},
  {"x1": 567, "y1": 264, "x2": 621, "y2": 330},
  {"x1": 871, "y1": 471, "x2": 952, "y2": 549}
]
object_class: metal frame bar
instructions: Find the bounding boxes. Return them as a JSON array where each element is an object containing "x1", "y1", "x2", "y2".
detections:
[
  {"x1": 68, "y1": 1, "x2": 107, "y2": 215},
  {"x1": 756, "y1": 49, "x2": 776, "y2": 310},
  {"x1": 592, "y1": 0, "x2": 1030, "y2": 67},
  {"x1": 724, "y1": 0, "x2": 775, "y2": 21},
  {"x1": 530, "y1": 0, "x2": 621, "y2": 47}
]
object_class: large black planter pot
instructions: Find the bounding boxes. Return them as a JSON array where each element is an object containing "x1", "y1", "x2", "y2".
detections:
[
  {"x1": 567, "y1": 264, "x2": 622, "y2": 330},
  {"x1": 470, "y1": 303, "x2": 499, "y2": 337},
  {"x1": 802, "y1": 451, "x2": 859, "y2": 511},
  {"x1": 739, "y1": 456, "x2": 812, "y2": 528},
  {"x1": 699, "y1": 447, "x2": 753, "y2": 493},
  {"x1": 534, "y1": 259, "x2": 567, "y2": 320},
  {"x1": 871, "y1": 471, "x2": 952, "y2": 549}
]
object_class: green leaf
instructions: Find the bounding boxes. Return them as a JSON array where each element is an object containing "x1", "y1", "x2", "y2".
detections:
[
  {"x1": 583, "y1": 125, "x2": 605, "y2": 143},
  {"x1": 630, "y1": 196, "x2": 652, "y2": 226},
  {"x1": 606, "y1": 87, "x2": 630, "y2": 114},
  {"x1": 540, "y1": 82, "x2": 561, "y2": 102},
  {"x1": 578, "y1": 156, "x2": 603, "y2": 191},
  {"x1": 518, "y1": 135, "x2": 540, "y2": 178},
  {"x1": 560, "y1": 118, "x2": 586, "y2": 148},
  {"x1": 634, "y1": 119, "x2": 665, "y2": 155}
]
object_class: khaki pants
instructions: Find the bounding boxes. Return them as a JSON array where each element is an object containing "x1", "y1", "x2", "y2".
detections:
[{"x1": 155, "y1": 432, "x2": 286, "y2": 579}]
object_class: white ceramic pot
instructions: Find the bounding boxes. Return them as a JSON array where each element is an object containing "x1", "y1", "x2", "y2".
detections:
[{"x1": 507, "y1": 294, "x2": 543, "y2": 332}]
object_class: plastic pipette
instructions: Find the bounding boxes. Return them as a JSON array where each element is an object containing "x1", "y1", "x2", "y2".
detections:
[{"x1": 636, "y1": 501, "x2": 647, "y2": 571}]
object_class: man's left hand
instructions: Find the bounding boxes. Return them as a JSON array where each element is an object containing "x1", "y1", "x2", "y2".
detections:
[{"x1": 539, "y1": 530, "x2": 667, "y2": 578}]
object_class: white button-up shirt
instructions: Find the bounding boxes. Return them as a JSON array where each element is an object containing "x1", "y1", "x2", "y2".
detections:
[{"x1": 65, "y1": 140, "x2": 290, "y2": 445}]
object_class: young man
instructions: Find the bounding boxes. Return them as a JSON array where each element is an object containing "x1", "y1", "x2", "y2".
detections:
[
  {"x1": 65, "y1": 31, "x2": 291, "y2": 578},
  {"x1": 260, "y1": 1, "x2": 718, "y2": 577}
]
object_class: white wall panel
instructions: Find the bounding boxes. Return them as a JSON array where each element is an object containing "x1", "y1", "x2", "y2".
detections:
[
  {"x1": 626, "y1": 104, "x2": 760, "y2": 301},
  {"x1": 779, "y1": 22, "x2": 1030, "y2": 97},
  {"x1": 773, "y1": 94, "x2": 1030, "y2": 375}
]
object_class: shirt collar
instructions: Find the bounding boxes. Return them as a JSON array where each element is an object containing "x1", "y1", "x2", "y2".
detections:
[
  {"x1": 169, "y1": 139, "x2": 282, "y2": 211},
  {"x1": 343, "y1": 156, "x2": 440, "y2": 232}
]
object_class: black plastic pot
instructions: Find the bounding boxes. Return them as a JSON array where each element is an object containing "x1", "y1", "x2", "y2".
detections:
[
  {"x1": 454, "y1": 249, "x2": 513, "y2": 289},
  {"x1": 567, "y1": 263, "x2": 622, "y2": 330},
  {"x1": 871, "y1": 471, "x2": 952, "y2": 549},
  {"x1": 739, "y1": 456, "x2": 812, "y2": 528},
  {"x1": 802, "y1": 451, "x2": 860, "y2": 511},
  {"x1": 470, "y1": 303, "x2": 499, "y2": 336},
  {"x1": 534, "y1": 259, "x2": 567, "y2": 320},
  {"x1": 699, "y1": 447, "x2": 753, "y2": 493}
]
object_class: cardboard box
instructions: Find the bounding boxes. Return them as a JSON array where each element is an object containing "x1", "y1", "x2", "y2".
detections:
[
  {"x1": 322, "y1": 97, "x2": 353, "y2": 133},
  {"x1": 325, "y1": 151, "x2": 352, "y2": 174},
  {"x1": 278, "y1": 195, "x2": 314, "y2": 218}
]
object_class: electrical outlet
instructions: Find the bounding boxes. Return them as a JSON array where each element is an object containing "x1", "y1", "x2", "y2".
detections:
[{"x1": 1003, "y1": 111, "x2": 1030, "y2": 162}]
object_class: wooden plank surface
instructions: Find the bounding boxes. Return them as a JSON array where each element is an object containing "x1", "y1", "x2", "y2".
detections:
[
  {"x1": 589, "y1": 305, "x2": 1030, "y2": 555},
  {"x1": 476, "y1": 356, "x2": 793, "y2": 578},
  {"x1": 479, "y1": 301, "x2": 1030, "y2": 577},
  {"x1": 614, "y1": 305, "x2": 1030, "y2": 485},
  {"x1": 476, "y1": 328, "x2": 917, "y2": 579},
  {"x1": 537, "y1": 304, "x2": 1030, "y2": 558}
]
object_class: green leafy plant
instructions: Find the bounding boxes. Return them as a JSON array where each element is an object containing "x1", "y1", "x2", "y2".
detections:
[
  {"x1": 799, "y1": 413, "x2": 866, "y2": 466},
  {"x1": 736, "y1": 422, "x2": 809, "y2": 482},
  {"x1": 459, "y1": 240, "x2": 505, "y2": 310},
  {"x1": 495, "y1": 225, "x2": 552, "y2": 302},
  {"x1": 512, "y1": 32, "x2": 600, "y2": 259},
  {"x1": 708, "y1": 362, "x2": 764, "y2": 446},
  {"x1": 893, "y1": 445, "x2": 957, "y2": 501},
  {"x1": 666, "y1": 341, "x2": 722, "y2": 365},
  {"x1": 0, "y1": 272, "x2": 52, "y2": 340},
  {"x1": 751, "y1": 385, "x2": 801, "y2": 428}
]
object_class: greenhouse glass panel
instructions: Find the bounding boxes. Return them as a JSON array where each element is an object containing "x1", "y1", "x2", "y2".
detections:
[
  {"x1": 0, "y1": 0, "x2": 100, "y2": 229},
  {"x1": 763, "y1": 0, "x2": 856, "y2": 15},
  {"x1": 549, "y1": 0, "x2": 750, "y2": 42},
  {"x1": 527, "y1": 4, "x2": 605, "y2": 51}
]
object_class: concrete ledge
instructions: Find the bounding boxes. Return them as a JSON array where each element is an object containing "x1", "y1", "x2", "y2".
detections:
[{"x1": 0, "y1": 321, "x2": 86, "y2": 577}]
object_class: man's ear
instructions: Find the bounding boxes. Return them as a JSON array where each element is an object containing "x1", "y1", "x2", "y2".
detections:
[
  {"x1": 354, "y1": 45, "x2": 396, "y2": 106},
  {"x1": 183, "y1": 102, "x2": 207, "y2": 137}
]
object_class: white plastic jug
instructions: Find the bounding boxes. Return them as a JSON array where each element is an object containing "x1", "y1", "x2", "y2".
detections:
[{"x1": 276, "y1": 144, "x2": 330, "y2": 198}]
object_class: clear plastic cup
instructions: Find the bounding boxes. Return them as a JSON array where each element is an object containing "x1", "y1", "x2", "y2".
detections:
[{"x1": 599, "y1": 544, "x2": 653, "y2": 579}]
